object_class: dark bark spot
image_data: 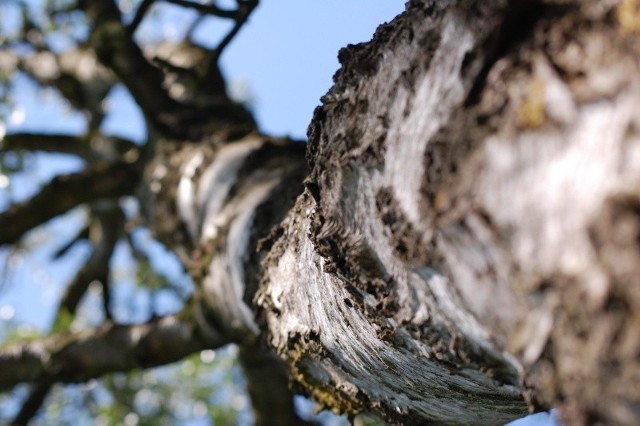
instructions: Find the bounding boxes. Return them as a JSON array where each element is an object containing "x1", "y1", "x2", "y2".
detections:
[
  {"x1": 590, "y1": 194, "x2": 640, "y2": 288},
  {"x1": 375, "y1": 186, "x2": 424, "y2": 264},
  {"x1": 305, "y1": 181, "x2": 321, "y2": 203},
  {"x1": 356, "y1": 98, "x2": 369, "y2": 115},
  {"x1": 464, "y1": 0, "x2": 571, "y2": 107}
]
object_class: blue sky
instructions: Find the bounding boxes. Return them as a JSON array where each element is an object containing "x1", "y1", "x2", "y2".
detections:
[
  {"x1": 219, "y1": 1, "x2": 404, "y2": 138},
  {"x1": 100, "y1": 1, "x2": 407, "y2": 141}
]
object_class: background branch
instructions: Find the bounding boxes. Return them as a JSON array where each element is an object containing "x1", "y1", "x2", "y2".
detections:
[
  {"x1": 1, "y1": 133, "x2": 95, "y2": 158},
  {"x1": 239, "y1": 343, "x2": 308, "y2": 426},
  {"x1": 81, "y1": 0, "x2": 191, "y2": 136},
  {"x1": 10, "y1": 381, "x2": 53, "y2": 426},
  {"x1": 80, "y1": 0, "x2": 256, "y2": 139},
  {"x1": 211, "y1": 0, "x2": 258, "y2": 62},
  {"x1": 127, "y1": 0, "x2": 156, "y2": 35},
  {"x1": 11, "y1": 203, "x2": 125, "y2": 424},
  {"x1": 0, "y1": 161, "x2": 141, "y2": 246},
  {"x1": 52, "y1": 226, "x2": 89, "y2": 259},
  {"x1": 54, "y1": 201, "x2": 125, "y2": 325},
  {"x1": 0, "y1": 304, "x2": 229, "y2": 392},
  {"x1": 1, "y1": 133, "x2": 139, "y2": 161},
  {"x1": 13, "y1": 48, "x2": 114, "y2": 130},
  {"x1": 163, "y1": 0, "x2": 238, "y2": 18}
]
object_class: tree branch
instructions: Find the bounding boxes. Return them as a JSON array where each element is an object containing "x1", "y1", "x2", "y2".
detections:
[
  {"x1": 81, "y1": 0, "x2": 191, "y2": 136},
  {"x1": 52, "y1": 225, "x2": 89, "y2": 259},
  {"x1": 127, "y1": 0, "x2": 156, "y2": 35},
  {"x1": 1, "y1": 133, "x2": 93, "y2": 158},
  {"x1": 239, "y1": 343, "x2": 307, "y2": 426},
  {"x1": 0, "y1": 304, "x2": 228, "y2": 392},
  {"x1": 1, "y1": 133, "x2": 139, "y2": 161},
  {"x1": 5, "y1": 198, "x2": 121, "y2": 425},
  {"x1": 81, "y1": 0, "x2": 255, "y2": 139},
  {"x1": 14, "y1": 48, "x2": 114, "y2": 129},
  {"x1": 10, "y1": 381, "x2": 53, "y2": 426},
  {"x1": 0, "y1": 161, "x2": 141, "y2": 246},
  {"x1": 163, "y1": 0, "x2": 238, "y2": 18},
  {"x1": 54, "y1": 201, "x2": 124, "y2": 325},
  {"x1": 211, "y1": 0, "x2": 258, "y2": 62}
]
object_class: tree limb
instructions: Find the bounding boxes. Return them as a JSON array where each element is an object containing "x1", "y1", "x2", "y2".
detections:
[
  {"x1": 10, "y1": 381, "x2": 53, "y2": 426},
  {"x1": 81, "y1": 0, "x2": 194, "y2": 136},
  {"x1": 0, "y1": 304, "x2": 228, "y2": 392},
  {"x1": 163, "y1": 0, "x2": 238, "y2": 18},
  {"x1": 54, "y1": 201, "x2": 125, "y2": 325},
  {"x1": 239, "y1": 343, "x2": 309, "y2": 426},
  {"x1": 211, "y1": 0, "x2": 258, "y2": 62},
  {"x1": 260, "y1": 1, "x2": 640, "y2": 423},
  {"x1": 1, "y1": 133, "x2": 93, "y2": 158},
  {"x1": 127, "y1": 0, "x2": 156, "y2": 35},
  {"x1": 12, "y1": 199, "x2": 125, "y2": 425},
  {"x1": 52, "y1": 225, "x2": 90, "y2": 259},
  {"x1": 5, "y1": 203, "x2": 122, "y2": 422},
  {"x1": 12, "y1": 48, "x2": 115, "y2": 129},
  {"x1": 0, "y1": 161, "x2": 141, "y2": 246},
  {"x1": 1, "y1": 133, "x2": 139, "y2": 161},
  {"x1": 81, "y1": 0, "x2": 256, "y2": 139}
]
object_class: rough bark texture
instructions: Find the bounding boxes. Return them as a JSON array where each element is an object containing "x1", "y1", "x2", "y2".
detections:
[{"x1": 255, "y1": 0, "x2": 640, "y2": 424}]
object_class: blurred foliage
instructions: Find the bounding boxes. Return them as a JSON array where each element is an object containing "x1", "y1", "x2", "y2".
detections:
[
  {"x1": 0, "y1": 317, "x2": 42, "y2": 346},
  {"x1": 89, "y1": 346, "x2": 250, "y2": 426},
  {"x1": 353, "y1": 413, "x2": 386, "y2": 426},
  {"x1": 135, "y1": 258, "x2": 173, "y2": 293}
]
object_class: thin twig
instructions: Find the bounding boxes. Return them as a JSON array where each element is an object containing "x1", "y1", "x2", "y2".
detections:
[
  {"x1": 195, "y1": 0, "x2": 258, "y2": 95},
  {"x1": 163, "y1": 0, "x2": 238, "y2": 18},
  {"x1": 127, "y1": 0, "x2": 156, "y2": 35},
  {"x1": 52, "y1": 225, "x2": 90, "y2": 259},
  {"x1": 212, "y1": 0, "x2": 258, "y2": 62},
  {"x1": 10, "y1": 381, "x2": 53, "y2": 426},
  {"x1": 54, "y1": 202, "x2": 124, "y2": 325}
]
